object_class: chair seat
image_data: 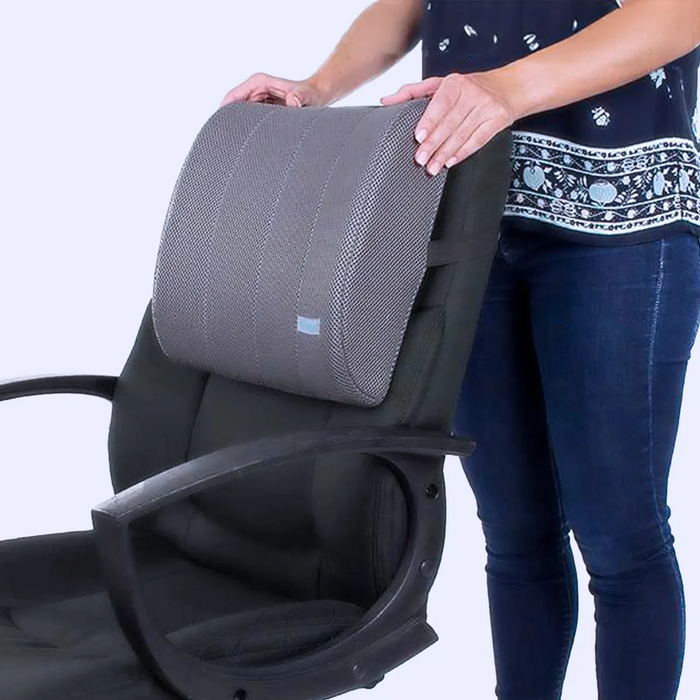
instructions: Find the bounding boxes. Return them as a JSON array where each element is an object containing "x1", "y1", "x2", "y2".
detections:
[{"x1": 0, "y1": 531, "x2": 364, "y2": 700}]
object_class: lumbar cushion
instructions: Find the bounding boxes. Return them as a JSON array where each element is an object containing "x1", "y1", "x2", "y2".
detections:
[{"x1": 152, "y1": 98, "x2": 447, "y2": 407}]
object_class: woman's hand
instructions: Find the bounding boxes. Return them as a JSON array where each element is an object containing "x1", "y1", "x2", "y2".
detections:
[
  {"x1": 380, "y1": 71, "x2": 519, "y2": 175},
  {"x1": 220, "y1": 73, "x2": 330, "y2": 108}
]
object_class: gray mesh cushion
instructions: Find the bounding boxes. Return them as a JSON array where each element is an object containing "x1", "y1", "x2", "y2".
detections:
[{"x1": 152, "y1": 99, "x2": 448, "y2": 407}]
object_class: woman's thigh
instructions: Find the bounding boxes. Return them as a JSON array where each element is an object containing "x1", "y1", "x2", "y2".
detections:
[
  {"x1": 453, "y1": 229, "x2": 700, "y2": 565},
  {"x1": 505, "y1": 229, "x2": 700, "y2": 573},
  {"x1": 452, "y1": 238, "x2": 566, "y2": 550}
]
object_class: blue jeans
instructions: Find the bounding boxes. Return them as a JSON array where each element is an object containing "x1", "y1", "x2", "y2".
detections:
[{"x1": 452, "y1": 226, "x2": 700, "y2": 699}]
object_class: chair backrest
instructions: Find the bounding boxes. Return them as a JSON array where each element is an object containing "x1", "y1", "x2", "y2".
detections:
[{"x1": 107, "y1": 100, "x2": 512, "y2": 609}]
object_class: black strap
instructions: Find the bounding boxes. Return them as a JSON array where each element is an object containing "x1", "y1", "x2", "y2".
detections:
[
  {"x1": 426, "y1": 239, "x2": 461, "y2": 267},
  {"x1": 427, "y1": 229, "x2": 503, "y2": 267}
]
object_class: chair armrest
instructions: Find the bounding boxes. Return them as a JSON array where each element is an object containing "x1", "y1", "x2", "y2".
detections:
[
  {"x1": 92, "y1": 425, "x2": 476, "y2": 700},
  {"x1": 0, "y1": 374, "x2": 118, "y2": 402},
  {"x1": 94, "y1": 426, "x2": 474, "y2": 522}
]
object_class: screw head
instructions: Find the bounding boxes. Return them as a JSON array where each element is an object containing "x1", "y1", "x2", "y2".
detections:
[
  {"x1": 420, "y1": 559, "x2": 435, "y2": 577},
  {"x1": 425, "y1": 483, "x2": 440, "y2": 500},
  {"x1": 352, "y1": 662, "x2": 367, "y2": 680}
]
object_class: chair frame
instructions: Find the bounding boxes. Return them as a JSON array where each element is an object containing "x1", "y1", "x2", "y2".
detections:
[{"x1": 1, "y1": 374, "x2": 475, "y2": 700}]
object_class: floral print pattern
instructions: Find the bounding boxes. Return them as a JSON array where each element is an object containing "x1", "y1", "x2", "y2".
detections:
[
  {"x1": 422, "y1": 0, "x2": 700, "y2": 241},
  {"x1": 507, "y1": 133, "x2": 700, "y2": 233}
]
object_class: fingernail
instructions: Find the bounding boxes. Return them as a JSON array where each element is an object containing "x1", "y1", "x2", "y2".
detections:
[
  {"x1": 415, "y1": 128, "x2": 427, "y2": 143},
  {"x1": 427, "y1": 161, "x2": 442, "y2": 176},
  {"x1": 445, "y1": 157, "x2": 457, "y2": 168},
  {"x1": 416, "y1": 150, "x2": 428, "y2": 166}
]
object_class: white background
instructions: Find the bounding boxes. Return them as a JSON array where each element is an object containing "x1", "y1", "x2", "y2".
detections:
[{"x1": 0, "y1": 2, "x2": 697, "y2": 698}]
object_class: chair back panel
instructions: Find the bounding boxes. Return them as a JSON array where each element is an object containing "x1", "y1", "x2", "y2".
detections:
[{"x1": 108, "y1": 109, "x2": 513, "y2": 608}]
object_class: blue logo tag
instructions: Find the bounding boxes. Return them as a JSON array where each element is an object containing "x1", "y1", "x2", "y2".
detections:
[{"x1": 297, "y1": 315, "x2": 320, "y2": 335}]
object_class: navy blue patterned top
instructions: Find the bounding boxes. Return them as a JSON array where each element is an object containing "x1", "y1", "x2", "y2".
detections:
[{"x1": 421, "y1": 0, "x2": 700, "y2": 245}]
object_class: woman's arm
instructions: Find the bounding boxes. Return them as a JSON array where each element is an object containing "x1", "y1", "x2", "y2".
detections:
[
  {"x1": 222, "y1": 0, "x2": 423, "y2": 107},
  {"x1": 382, "y1": 0, "x2": 700, "y2": 174},
  {"x1": 493, "y1": 0, "x2": 700, "y2": 120},
  {"x1": 307, "y1": 0, "x2": 425, "y2": 104}
]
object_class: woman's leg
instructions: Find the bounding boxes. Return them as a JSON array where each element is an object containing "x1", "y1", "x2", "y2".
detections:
[
  {"x1": 453, "y1": 240, "x2": 579, "y2": 700},
  {"x1": 523, "y1": 230, "x2": 700, "y2": 699}
]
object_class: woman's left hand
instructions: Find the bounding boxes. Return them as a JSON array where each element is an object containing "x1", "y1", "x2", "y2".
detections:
[{"x1": 380, "y1": 71, "x2": 520, "y2": 175}]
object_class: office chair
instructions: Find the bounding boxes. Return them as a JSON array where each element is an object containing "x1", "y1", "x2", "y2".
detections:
[{"x1": 0, "y1": 98, "x2": 511, "y2": 700}]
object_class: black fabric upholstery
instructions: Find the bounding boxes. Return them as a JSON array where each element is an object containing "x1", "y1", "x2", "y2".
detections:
[
  {"x1": 0, "y1": 531, "x2": 362, "y2": 700},
  {"x1": 0, "y1": 127, "x2": 512, "y2": 700}
]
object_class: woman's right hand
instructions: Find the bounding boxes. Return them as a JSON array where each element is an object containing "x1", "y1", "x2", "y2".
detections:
[{"x1": 220, "y1": 73, "x2": 331, "y2": 108}]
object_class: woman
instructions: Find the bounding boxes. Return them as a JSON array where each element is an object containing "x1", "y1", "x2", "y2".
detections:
[{"x1": 222, "y1": 1, "x2": 700, "y2": 697}]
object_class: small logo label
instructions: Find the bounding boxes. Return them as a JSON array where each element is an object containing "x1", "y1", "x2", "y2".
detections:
[{"x1": 297, "y1": 315, "x2": 320, "y2": 335}]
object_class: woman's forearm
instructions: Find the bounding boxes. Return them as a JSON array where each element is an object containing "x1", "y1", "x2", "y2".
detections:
[
  {"x1": 307, "y1": 0, "x2": 424, "y2": 104},
  {"x1": 489, "y1": 0, "x2": 700, "y2": 120}
]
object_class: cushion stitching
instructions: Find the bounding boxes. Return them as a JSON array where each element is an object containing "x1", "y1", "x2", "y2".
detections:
[
  {"x1": 337, "y1": 106, "x2": 422, "y2": 401},
  {"x1": 5, "y1": 606, "x2": 60, "y2": 651},
  {"x1": 292, "y1": 108, "x2": 378, "y2": 393}
]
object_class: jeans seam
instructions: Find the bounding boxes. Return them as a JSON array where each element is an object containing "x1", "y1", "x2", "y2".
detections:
[
  {"x1": 647, "y1": 238, "x2": 667, "y2": 539},
  {"x1": 543, "y1": 430, "x2": 576, "y2": 699},
  {"x1": 670, "y1": 554, "x2": 686, "y2": 699},
  {"x1": 554, "y1": 571, "x2": 576, "y2": 699},
  {"x1": 648, "y1": 238, "x2": 686, "y2": 699}
]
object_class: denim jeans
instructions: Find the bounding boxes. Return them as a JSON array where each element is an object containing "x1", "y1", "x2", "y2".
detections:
[{"x1": 452, "y1": 225, "x2": 700, "y2": 699}]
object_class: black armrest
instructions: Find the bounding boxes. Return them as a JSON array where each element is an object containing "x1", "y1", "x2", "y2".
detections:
[
  {"x1": 0, "y1": 374, "x2": 118, "y2": 402},
  {"x1": 92, "y1": 425, "x2": 476, "y2": 700}
]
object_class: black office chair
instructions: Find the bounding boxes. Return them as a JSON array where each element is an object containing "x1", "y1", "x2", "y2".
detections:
[{"x1": 0, "y1": 98, "x2": 511, "y2": 700}]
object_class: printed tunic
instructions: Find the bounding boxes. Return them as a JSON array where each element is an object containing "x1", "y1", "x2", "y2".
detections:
[{"x1": 421, "y1": 0, "x2": 700, "y2": 245}]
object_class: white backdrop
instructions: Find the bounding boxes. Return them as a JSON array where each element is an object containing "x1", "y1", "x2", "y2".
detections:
[{"x1": 0, "y1": 2, "x2": 697, "y2": 698}]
